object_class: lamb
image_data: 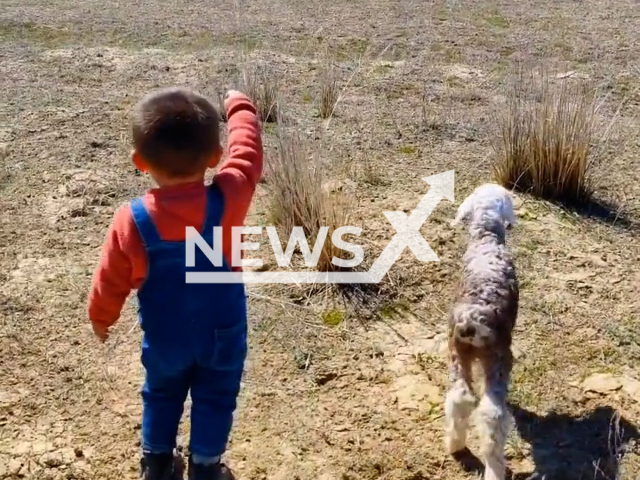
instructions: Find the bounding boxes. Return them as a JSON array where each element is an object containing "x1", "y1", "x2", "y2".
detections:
[{"x1": 444, "y1": 183, "x2": 519, "y2": 480}]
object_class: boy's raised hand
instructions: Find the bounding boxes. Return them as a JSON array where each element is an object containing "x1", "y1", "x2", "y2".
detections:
[{"x1": 223, "y1": 90, "x2": 246, "y2": 110}]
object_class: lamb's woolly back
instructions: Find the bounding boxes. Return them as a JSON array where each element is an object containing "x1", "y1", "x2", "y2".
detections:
[
  {"x1": 453, "y1": 184, "x2": 516, "y2": 242},
  {"x1": 450, "y1": 183, "x2": 518, "y2": 348}
]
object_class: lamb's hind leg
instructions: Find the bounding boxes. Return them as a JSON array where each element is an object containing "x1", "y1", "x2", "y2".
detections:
[
  {"x1": 477, "y1": 351, "x2": 512, "y2": 480},
  {"x1": 444, "y1": 346, "x2": 476, "y2": 454}
]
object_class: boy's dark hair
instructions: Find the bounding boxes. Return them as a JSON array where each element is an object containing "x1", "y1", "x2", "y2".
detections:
[{"x1": 132, "y1": 87, "x2": 220, "y2": 178}]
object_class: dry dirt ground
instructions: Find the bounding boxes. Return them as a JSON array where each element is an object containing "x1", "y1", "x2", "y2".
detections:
[{"x1": 1, "y1": 1, "x2": 640, "y2": 479}]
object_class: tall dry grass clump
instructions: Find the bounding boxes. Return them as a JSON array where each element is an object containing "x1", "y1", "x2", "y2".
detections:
[
  {"x1": 267, "y1": 126, "x2": 324, "y2": 235},
  {"x1": 216, "y1": 91, "x2": 227, "y2": 122},
  {"x1": 266, "y1": 124, "x2": 352, "y2": 272},
  {"x1": 317, "y1": 194, "x2": 352, "y2": 272},
  {"x1": 318, "y1": 68, "x2": 339, "y2": 119},
  {"x1": 493, "y1": 70, "x2": 601, "y2": 204},
  {"x1": 241, "y1": 65, "x2": 279, "y2": 123}
]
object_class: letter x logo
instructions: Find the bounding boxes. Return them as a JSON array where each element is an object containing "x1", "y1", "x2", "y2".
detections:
[{"x1": 368, "y1": 171, "x2": 454, "y2": 280}]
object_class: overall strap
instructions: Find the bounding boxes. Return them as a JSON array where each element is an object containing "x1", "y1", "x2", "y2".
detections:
[
  {"x1": 130, "y1": 197, "x2": 162, "y2": 248},
  {"x1": 201, "y1": 184, "x2": 225, "y2": 235}
]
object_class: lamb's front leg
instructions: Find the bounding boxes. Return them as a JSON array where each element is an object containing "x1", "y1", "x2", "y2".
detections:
[
  {"x1": 444, "y1": 346, "x2": 476, "y2": 454},
  {"x1": 477, "y1": 351, "x2": 512, "y2": 480}
]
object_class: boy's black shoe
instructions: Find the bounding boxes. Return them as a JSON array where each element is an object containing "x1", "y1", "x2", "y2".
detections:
[
  {"x1": 140, "y1": 451, "x2": 183, "y2": 480},
  {"x1": 188, "y1": 457, "x2": 235, "y2": 480}
]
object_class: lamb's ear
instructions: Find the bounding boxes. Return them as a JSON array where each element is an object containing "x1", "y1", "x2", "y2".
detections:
[
  {"x1": 503, "y1": 194, "x2": 517, "y2": 230},
  {"x1": 452, "y1": 196, "x2": 473, "y2": 227},
  {"x1": 451, "y1": 209, "x2": 465, "y2": 227},
  {"x1": 505, "y1": 213, "x2": 517, "y2": 230}
]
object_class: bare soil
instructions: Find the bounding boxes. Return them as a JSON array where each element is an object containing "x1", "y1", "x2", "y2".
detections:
[{"x1": 1, "y1": 1, "x2": 639, "y2": 479}]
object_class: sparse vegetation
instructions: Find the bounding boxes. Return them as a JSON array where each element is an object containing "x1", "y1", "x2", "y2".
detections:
[
  {"x1": 421, "y1": 91, "x2": 443, "y2": 133},
  {"x1": 318, "y1": 68, "x2": 339, "y2": 119},
  {"x1": 493, "y1": 69, "x2": 601, "y2": 204},
  {"x1": 484, "y1": 11, "x2": 510, "y2": 29},
  {"x1": 317, "y1": 193, "x2": 352, "y2": 272},
  {"x1": 266, "y1": 127, "x2": 323, "y2": 234},
  {"x1": 360, "y1": 157, "x2": 387, "y2": 186},
  {"x1": 266, "y1": 125, "x2": 351, "y2": 272},
  {"x1": 241, "y1": 64, "x2": 280, "y2": 123},
  {"x1": 216, "y1": 91, "x2": 227, "y2": 122}
]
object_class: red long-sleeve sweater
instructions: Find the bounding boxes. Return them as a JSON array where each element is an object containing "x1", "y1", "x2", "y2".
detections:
[{"x1": 88, "y1": 94, "x2": 262, "y2": 331}]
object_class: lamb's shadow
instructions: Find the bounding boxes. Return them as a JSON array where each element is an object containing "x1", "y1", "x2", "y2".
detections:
[
  {"x1": 567, "y1": 197, "x2": 640, "y2": 232},
  {"x1": 450, "y1": 405, "x2": 639, "y2": 480},
  {"x1": 510, "y1": 404, "x2": 640, "y2": 480}
]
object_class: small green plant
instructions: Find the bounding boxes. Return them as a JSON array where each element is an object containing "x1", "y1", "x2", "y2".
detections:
[
  {"x1": 485, "y1": 14, "x2": 510, "y2": 29},
  {"x1": 0, "y1": 21, "x2": 72, "y2": 47},
  {"x1": 378, "y1": 301, "x2": 410, "y2": 319},
  {"x1": 398, "y1": 145, "x2": 417, "y2": 155},
  {"x1": 322, "y1": 309, "x2": 345, "y2": 326},
  {"x1": 301, "y1": 90, "x2": 313, "y2": 104},
  {"x1": 483, "y1": 9, "x2": 510, "y2": 29},
  {"x1": 241, "y1": 35, "x2": 260, "y2": 55},
  {"x1": 262, "y1": 123, "x2": 275, "y2": 135}
]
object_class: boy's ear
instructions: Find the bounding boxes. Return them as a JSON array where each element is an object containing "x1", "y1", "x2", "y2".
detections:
[
  {"x1": 207, "y1": 145, "x2": 223, "y2": 168},
  {"x1": 132, "y1": 150, "x2": 149, "y2": 172}
]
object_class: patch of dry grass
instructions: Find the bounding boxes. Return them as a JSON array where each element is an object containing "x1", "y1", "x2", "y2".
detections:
[
  {"x1": 492, "y1": 69, "x2": 601, "y2": 204},
  {"x1": 360, "y1": 157, "x2": 387, "y2": 186},
  {"x1": 267, "y1": 126, "x2": 322, "y2": 234},
  {"x1": 216, "y1": 91, "x2": 227, "y2": 122},
  {"x1": 266, "y1": 124, "x2": 351, "y2": 272},
  {"x1": 420, "y1": 90, "x2": 444, "y2": 133},
  {"x1": 317, "y1": 194, "x2": 353, "y2": 272},
  {"x1": 318, "y1": 68, "x2": 339, "y2": 119},
  {"x1": 241, "y1": 64, "x2": 279, "y2": 123}
]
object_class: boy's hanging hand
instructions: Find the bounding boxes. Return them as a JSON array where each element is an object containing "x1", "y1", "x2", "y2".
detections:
[{"x1": 92, "y1": 322, "x2": 110, "y2": 343}]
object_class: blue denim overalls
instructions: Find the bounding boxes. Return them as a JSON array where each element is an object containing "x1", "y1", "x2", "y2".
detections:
[{"x1": 130, "y1": 185, "x2": 247, "y2": 459}]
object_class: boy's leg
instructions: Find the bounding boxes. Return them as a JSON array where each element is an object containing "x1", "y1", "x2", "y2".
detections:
[
  {"x1": 141, "y1": 361, "x2": 192, "y2": 479},
  {"x1": 189, "y1": 366, "x2": 243, "y2": 459},
  {"x1": 189, "y1": 320, "x2": 247, "y2": 479}
]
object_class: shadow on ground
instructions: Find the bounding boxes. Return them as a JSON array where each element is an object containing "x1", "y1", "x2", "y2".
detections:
[
  {"x1": 511, "y1": 404, "x2": 639, "y2": 480},
  {"x1": 451, "y1": 405, "x2": 639, "y2": 480},
  {"x1": 568, "y1": 198, "x2": 640, "y2": 232}
]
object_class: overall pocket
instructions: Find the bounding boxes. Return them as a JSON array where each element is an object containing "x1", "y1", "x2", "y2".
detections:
[{"x1": 211, "y1": 321, "x2": 248, "y2": 371}]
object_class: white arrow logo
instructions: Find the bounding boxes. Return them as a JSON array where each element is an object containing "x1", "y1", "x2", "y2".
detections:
[{"x1": 186, "y1": 170, "x2": 455, "y2": 284}]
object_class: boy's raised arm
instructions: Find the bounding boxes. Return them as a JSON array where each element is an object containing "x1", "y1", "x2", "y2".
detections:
[{"x1": 215, "y1": 92, "x2": 263, "y2": 226}]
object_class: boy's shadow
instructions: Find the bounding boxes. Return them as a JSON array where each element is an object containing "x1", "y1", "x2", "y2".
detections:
[{"x1": 453, "y1": 404, "x2": 639, "y2": 480}]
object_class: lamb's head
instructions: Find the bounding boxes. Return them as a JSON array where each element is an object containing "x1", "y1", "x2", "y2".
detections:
[{"x1": 452, "y1": 183, "x2": 516, "y2": 239}]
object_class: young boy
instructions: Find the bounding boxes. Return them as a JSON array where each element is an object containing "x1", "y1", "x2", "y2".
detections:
[{"x1": 88, "y1": 87, "x2": 262, "y2": 480}]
